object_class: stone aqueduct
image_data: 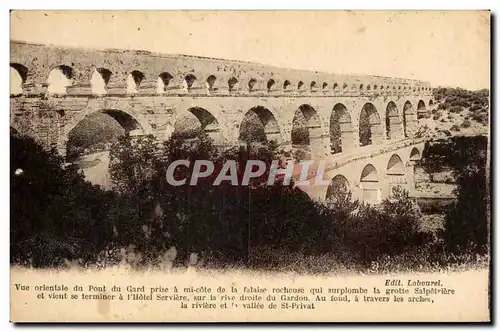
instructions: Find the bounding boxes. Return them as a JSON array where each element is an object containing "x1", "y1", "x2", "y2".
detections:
[{"x1": 10, "y1": 41, "x2": 434, "y2": 203}]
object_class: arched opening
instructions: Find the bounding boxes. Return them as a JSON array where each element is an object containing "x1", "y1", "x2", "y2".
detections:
[
  {"x1": 66, "y1": 109, "x2": 144, "y2": 188},
  {"x1": 206, "y1": 75, "x2": 217, "y2": 91},
  {"x1": 429, "y1": 99, "x2": 434, "y2": 107},
  {"x1": 333, "y1": 83, "x2": 339, "y2": 91},
  {"x1": 157, "y1": 72, "x2": 174, "y2": 93},
  {"x1": 387, "y1": 154, "x2": 405, "y2": 175},
  {"x1": 184, "y1": 74, "x2": 197, "y2": 91},
  {"x1": 330, "y1": 103, "x2": 353, "y2": 154},
  {"x1": 248, "y1": 78, "x2": 257, "y2": 92},
  {"x1": 310, "y1": 81, "x2": 317, "y2": 91},
  {"x1": 359, "y1": 103, "x2": 382, "y2": 147},
  {"x1": 417, "y1": 99, "x2": 427, "y2": 119},
  {"x1": 374, "y1": 85, "x2": 378, "y2": 90},
  {"x1": 409, "y1": 147, "x2": 421, "y2": 161},
  {"x1": 228, "y1": 77, "x2": 238, "y2": 91},
  {"x1": 326, "y1": 175, "x2": 350, "y2": 203},
  {"x1": 297, "y1": 81, "x2": 304, "y2": 91},
  {"x1": 127, "y1": 70, "x2": 145, "y2": 94},
  {"x1": 367, "y1": 84, "x2": 371, "y2": 91},
  {"x1": 291, "y1": 104, "x2": 323, "y2": 159},
  {"x1": 385, "y1": 101, "x2": 402, "y2": 140},
  {"x1": 359, "y1": 84, "x2": 364, "y2": 90},
  {"x1": 267, "y1": 79, "x2": 276, "y2": 92},
  {"x1": 239, "y1": 106, "x2": 281, "y2": 145},
  {"x1": 360, "y1": 164, "x2": 380, "y2": 204},
  {"x1": 91, "y1": 68, "x2": 112, "y2": 95},
  {"x1": 47, "y1": 65, "x2": 74, "y2": 94},
  {"x1": 403, "y1": 101, "x2": 415, "y2": 138},
  {"x1": 283, "y1": 80, "x2": 291, "y2": 90},
  {"x1": 343, "y1": 83, "x2": 348, "y2": 90},
  {"x1": 322, "y1": 82, "x2": 328, "y2": 90},
  {"x1": 10, "y1": 64, "x2": 27, "y2": 96},
  {"x1": 173, "y1": 107, "x2": 221, "y2": 144}
]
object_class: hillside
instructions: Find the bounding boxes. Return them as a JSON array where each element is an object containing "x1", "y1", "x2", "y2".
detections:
[{"x1": 416, "y1": 87, "x2": 489, "y2": 138}]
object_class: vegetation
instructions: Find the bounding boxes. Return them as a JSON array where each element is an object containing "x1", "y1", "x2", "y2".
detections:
[
  {"x1": 433, "y1": 87, "x2": 489, "y2": 126},
  {"x1": 10, "y1": 127, "x2": 489, "y2": 272}
]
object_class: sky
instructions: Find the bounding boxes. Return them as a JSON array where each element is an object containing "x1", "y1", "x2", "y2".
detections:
[{"x1": 10, "y1": 10, "x2": 491, "y2": 90}]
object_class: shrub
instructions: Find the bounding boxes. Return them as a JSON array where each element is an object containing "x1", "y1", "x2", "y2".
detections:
[
  {"x1": 470, "y1": 104, "x2": 482, "y2": 112},
  {"x1": 336, "y1": 187, "x2": 428, "y2": 263},
  {"x1": 461, "y1": 120, "x2": 472, "y2": 128},
  {"x1": 450, "y1": 106, "x2": 464, "y2": 113}
]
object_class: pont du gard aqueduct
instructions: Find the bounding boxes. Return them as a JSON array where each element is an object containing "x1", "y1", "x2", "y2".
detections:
[{"x1": 10, "y1": 41, "x2": 436, "y2": 204}]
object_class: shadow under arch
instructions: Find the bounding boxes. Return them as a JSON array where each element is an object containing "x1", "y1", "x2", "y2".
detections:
[
  {"x1": 325, "y1": 174, "x2": 350, "y2": 202},
  {"x1": 173, "y1": 107, "x2": 222, "y2": 144},
  {"x1": 291, "y1": 104, "x2": 323, "y2": 159},
  {"x1": 360, "y1": 163, "x2": 381, "y2": 204},
  {"x1": 330, "y1": 103, "x2": 353, "y2": 154},
  {"x1": 359, "y1": 103, "x2": 382, "y2": 147},
  {"x1": 385, "y1": 101, "x2": 402, "y2": 140},
  {"x1": 239, "y1": 106, "x2": 282, "y2": 145}
]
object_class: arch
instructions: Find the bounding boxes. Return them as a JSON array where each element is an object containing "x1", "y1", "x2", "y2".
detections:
[
  {"x1": 330, "y1": 103, "x2": 353, "y2": 154},
  {"x1": 310, "y1": 81, "x2": 317, "y2": 90},
  {"x1": 61, "y1": 100, "x2": 154, "y2": 157},
  {"x1": 127, "y1": 70, "x2": 145, "y2": 94},
  {"x1": 367, "y1": 84, "x2": 371, "y2": 91},
  {"x1": 91, "y1": 68, "x2": 112, "y2": 95},
  {"x1": 360, "y1": 163, "x2": 380, "y2": 203},
  {"x1": 333, "y1": 83, "x2": 339, "y2": 91},
  {"x1": 403, "y1": 101, "x2": 414, "y2": 137},
  {"x1": 387, "y1": 154, "x2": 405, "y2": 175},
  {"x1": 206, "y1": 75, "x2": 217, "y2": 91},
  {"x1": 291, "y1": 104, "x2": 323, "y2": 158},
  {"x1": 10, "y1": 64, "x2": 27, "y2": 95},
  {"x1": 283, "y1": 80, "x2": 291, "y2": 90},
  {"x1": 248, "y1": 78, "x2": 257, "y2": 91},
  {"x1": 359, "y1": 84, "x2": 364, "y2": 90},
  {"x1": 409, "y1": 147, "x2": 421, "y2": 161},
  {"x1": 380, "y1": 85, "x2": 384, "y2": 90},
  {"x1": 385, "y1": 101, "x2": 401, "y2": 140},
  {"x1": 239, "y1": 106, "x2": 282, "y2": 144},
  {"x1": 157, "y1": 72, "x2": 174, "y2": 93},
  {"x1": 184, "y1": 74, "x2": 197, "y2": 91},
  {"x1": 228, "y1": 76, "x2": 238, "y2": 91},
  {"x1": 173, "y1": 107, "x2": 221, "y2": 143},
  {"x1": 360, "y1": 164, "x2": 378, "y2": 182},
  {"x1": 342, "y1": 83, "x2": 348, "y2": 90},
  {"x1": 297, "y1": 81, "x2": 304, "y2": 90},
  {"x1": 47, "y1": 65, "x2": 74, "y2": 94},
  {"x1": 65, "y1": 112, "x2": 126, "y2": 162},
  {"x1": 417, "y1": 99, "x2": 427, "y2": 119},
  {"x1": 359, "y1": 103, "x2": 382, "y2": 146},
  {"x1": 64, "y1": 108, "x2": 146, "y2": 158},
  {"x1": 267, "y1": 79, "x2": 276, "y2": 91},
  {"x1": 322, "y1": 82, "x2": 328, "y2": 90},
  {"x1": 325, "y1": 175, "x2": 350, "y2": 202},
  {"x1": 429, "y1": 99, "x2": 434, "y2": 107}
]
